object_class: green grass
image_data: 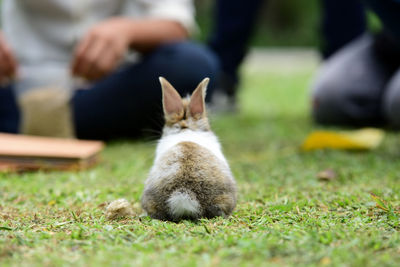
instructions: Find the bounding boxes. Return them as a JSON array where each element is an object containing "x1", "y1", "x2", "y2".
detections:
[{"x1": 1, "y1": 65, "x2": 400, "y2": 267}]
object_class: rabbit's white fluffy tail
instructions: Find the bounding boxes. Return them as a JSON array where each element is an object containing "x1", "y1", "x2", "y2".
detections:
[{"x1": 167, "y1": 190, "x2": 200, "y2": 219}]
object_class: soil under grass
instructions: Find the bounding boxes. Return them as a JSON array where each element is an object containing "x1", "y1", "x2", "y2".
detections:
[{"x1": 1, "y1": 58, "x2": 400, "y2": 266}]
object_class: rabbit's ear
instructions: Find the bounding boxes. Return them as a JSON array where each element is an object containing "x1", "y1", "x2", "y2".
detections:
[
  {"x1": 189, "y1": 78, "x2": 209, "y2": 117},
  {"x1": 160, "y1": 77, "x2": 184, "y2": 117}
]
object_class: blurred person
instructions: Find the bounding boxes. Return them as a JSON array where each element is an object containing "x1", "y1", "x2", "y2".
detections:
[
  {"x1": 208, "y1": 0, "x2": 264, "y2": 112},
  {"x1": 0, "y1": 0, "x2": 219, "y2": 139},
  {"x1": 312, "y1": 0, "x2": 400, "y2": 128},
  {"x1": 320, "y1": 0, "x2": 366, "y2": 58},
  {"x1": 208, "y1": 0, "x2": 366, "y2": 112}
]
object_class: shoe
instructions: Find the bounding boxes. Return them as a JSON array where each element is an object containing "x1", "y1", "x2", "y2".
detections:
[{"x1": 208, "y1": 72, "x2": 239, "y2": 114}]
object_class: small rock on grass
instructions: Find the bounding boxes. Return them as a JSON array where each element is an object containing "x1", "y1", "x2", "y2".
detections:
[
  {"x1": 317, "y1": 168, "x2": 337, "y2": 181},
  {"x1": 105, "y1": 199, "x2": 133, "y2": 220}
]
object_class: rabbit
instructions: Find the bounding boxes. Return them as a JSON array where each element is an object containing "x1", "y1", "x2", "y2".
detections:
[{"x1": 141, "y1": 77, "x2": 237, "y2": 221}]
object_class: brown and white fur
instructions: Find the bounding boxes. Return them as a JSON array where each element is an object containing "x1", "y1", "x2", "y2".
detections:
[{"x1": 141, "y1": 77, "x2": 237, "y2": 221}]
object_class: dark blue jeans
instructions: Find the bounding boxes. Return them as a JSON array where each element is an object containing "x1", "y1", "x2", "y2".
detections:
[
  {"x1": 320, "y1": 0, "x2": 366, "y2": 58},
  {"x1": 0, "y1": 42, "x2": 219, "y2": 139},
  {"x1": 208, "y1": 0, "x2": 263, "y2": 84}
]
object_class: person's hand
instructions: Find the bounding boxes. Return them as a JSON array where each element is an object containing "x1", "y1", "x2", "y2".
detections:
[
  {"x1": 0, "y1": 31, "x2": 17, "y2": 83},
  {"x1": 71, "y1": 18, "x2": 132, "y2": 81}
]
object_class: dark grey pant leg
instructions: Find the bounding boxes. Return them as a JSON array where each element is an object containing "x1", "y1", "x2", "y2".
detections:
[
  {"x1": 312, "y1": 35, "x2": 392, "y2": 126},
  {"x1": 383, "y1": 68, "x2": 400, "y2": 128}
]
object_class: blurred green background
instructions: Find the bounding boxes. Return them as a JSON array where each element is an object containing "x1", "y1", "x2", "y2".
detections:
[{"x1": 195, "y1": 0, "x2": 381, "y2": 47}]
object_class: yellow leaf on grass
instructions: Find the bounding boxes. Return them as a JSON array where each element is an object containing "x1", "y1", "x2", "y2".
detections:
[{"x1": 302, "y1": 128, "x2": 384, "y2": 151}]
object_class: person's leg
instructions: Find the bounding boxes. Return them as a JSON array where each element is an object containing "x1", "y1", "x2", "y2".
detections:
[
  {"x1": 382, "y1": 68, "x2": 400, "y2": 128},
  {"x1": 312, "y1": 35, "x2": 393, "y2": 126},
  {"x1": 320, "y1": 0, "x2": 366, "y2": 59},
  {"x1": 0, "y1": 86, "x2": 20, "y2": 133},
  {"x1": 363, "y1": 0, "x2": 400, "y2": 41},
  {"x1": 73, "y1": 41, "x2": 219, "y2": 140},
  {"x1": 361, "y1": 0, "x2": 400, "y2": 74},
  {"x1": 208, "y1": 0, "x2": 264, "y2": 97}
]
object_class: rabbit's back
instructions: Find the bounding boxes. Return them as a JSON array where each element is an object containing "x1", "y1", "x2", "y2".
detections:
[{"x1": 142, "y1": 141, "x2": 237, "y2": 221}]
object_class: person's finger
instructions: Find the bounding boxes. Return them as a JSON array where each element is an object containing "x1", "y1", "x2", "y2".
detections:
[
  {"x1": 71, "y1": 34, "x2": 93, "y2": 76},
  {"x1": 74, "y1": 37, "x2": 108, "y2": 80},
  {"x1": 0, "y1": 36, "x2": 17, "y2": 77},
  {"x1": 0, "y1": 64, "x2": 6, "y2": 82},
  {"x1": 0, "y1": 48, "x2": 14, "y2": 80},
  {"x1": 83, "y1": 40, "x2": 111, "y2": 81},
  {"x1": 2, "y1": 47, "x2": 17, "y2": 77},
  {"x1": 88, "y1": 44, "x2": 121, "y2": 81}
]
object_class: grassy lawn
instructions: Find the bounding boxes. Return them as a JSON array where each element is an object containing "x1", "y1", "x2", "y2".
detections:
[{"x1": 1, "y1": 61, "x2": 400, "y2": 266}]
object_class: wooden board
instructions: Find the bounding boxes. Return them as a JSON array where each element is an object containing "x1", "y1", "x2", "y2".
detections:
[{"x1": 0, "y1": 133, "x2": 104, "y2": 171}]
